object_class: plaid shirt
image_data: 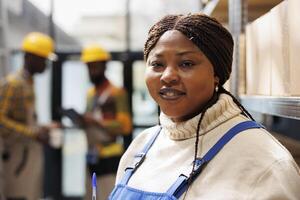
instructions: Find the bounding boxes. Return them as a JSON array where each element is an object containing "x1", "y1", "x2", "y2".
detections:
[{"x1": 0, "y1": 69, "x2": 37, "y2": 138}]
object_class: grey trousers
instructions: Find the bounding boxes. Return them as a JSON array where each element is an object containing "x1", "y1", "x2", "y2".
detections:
[
  {"x1": 0, "y1": 137, "x2": 4, "y2": 200},
  {"x1": 3, "y1": 140, "x2": 43, "y2": 200}
]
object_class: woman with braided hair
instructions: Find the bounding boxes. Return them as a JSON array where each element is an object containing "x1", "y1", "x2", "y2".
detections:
[{"x1": 108, "y1": 13, "x2": 300, "y2": 200}]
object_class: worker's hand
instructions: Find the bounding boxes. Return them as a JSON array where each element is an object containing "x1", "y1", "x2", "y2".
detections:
[
  {"x1": 48, "y1": 121, "x2": 62, "y2": 129},
  {"x1": 35, "y1": 122, "x2": 61, "y2": 144},
  {"x1": 35, "y1": 126, "x2": 50, "y2": 144},
  {"x1": 83, "y1": 113, "x2": 96, "y2": 126},
  {"x1": 82, "y1": 113, "x2": 103, "y2": 128}
]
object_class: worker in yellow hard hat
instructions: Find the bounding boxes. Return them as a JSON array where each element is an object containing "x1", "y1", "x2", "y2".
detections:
[
  {"x1": 22, "y1": 32, "x2": 57, "y2": 60},
  {"x1": 80, "y1": 44, "x2": 132, "y2": 200},
  {"x1": 0, "y1": 32, "x2": 59, "y2": 200}
]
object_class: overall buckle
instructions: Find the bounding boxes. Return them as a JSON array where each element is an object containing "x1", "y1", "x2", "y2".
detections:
[{"x1": 126, "y1": 152, "x2": 146, "y2": 172}]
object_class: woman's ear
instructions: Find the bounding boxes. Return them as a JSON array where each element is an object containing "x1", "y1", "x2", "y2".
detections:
[{"x1": 214, "y1": 76, "x2": 220, "y2": 87}]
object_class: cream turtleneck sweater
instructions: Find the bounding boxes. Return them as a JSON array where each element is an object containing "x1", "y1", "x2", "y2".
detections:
[{"x1": 116, "y1": 94, "x2": 300, "y2": 199}]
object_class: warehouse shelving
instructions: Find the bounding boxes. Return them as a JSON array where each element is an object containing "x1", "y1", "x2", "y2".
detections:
[
  {"x1": 223, "y1": 0, "x2": 300, "y2": 125},
  {"x1": 240, "y1": 96, "x2": 300, "y2": 121}
]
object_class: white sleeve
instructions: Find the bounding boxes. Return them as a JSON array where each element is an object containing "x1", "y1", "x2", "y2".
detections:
[{"x1": 247, "y1": 158, "x2": 300, "y2": 200}]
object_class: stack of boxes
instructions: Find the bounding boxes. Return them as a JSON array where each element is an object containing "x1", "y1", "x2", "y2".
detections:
[
  {"x1": 288, "y1": 0, "x2": 300, "y2": 96},
  {"x1": 245, "y1": 0, "x2": 300, "y2": 96},
  {"x1": 270, "y1": 1, "x2": 289, "y2": 96}
]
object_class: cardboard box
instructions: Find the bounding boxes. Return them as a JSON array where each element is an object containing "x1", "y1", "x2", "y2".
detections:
[
  {"x1": 239, "y1": 33, "x2": 246, "y2": 95},
  {"x1": 246, "y1": 23, "x2": 257, "y2": 95},
  {"x1": 246, "y1": 0, "x2": 300, "y2": 96},
  {"x1": 288, "y1": 0, "x2": 300, "y2": 95},
  {"x1": 270, "y1": 1, "x2": 290, "y2": 96},
  {"x1": 246, "y1": 12, "x2": 271, "y2": 95}
]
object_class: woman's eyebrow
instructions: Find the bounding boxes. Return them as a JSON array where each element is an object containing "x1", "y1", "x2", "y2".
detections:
[
  {"x1": 149, "y1": 50, "x2": 203, "y2": 57},
  {"x1": 149, "y1": 52, "x2": 163, "y2": 58},
  {"x1": 176, "y1": 50, "x2": 203, "y2": 56}
]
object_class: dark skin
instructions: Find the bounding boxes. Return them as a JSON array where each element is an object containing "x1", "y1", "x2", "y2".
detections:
[
  {"x1": 83, "y1": 61, "x2": 126, "y2": 137},
  {"x1": 23, "y1": 52, "x2": 60, "y2": 144},
  {"x1": 87, "y1": 61, "x2": 107, "y2": 86},
  {"x1": 24, "y1": 52, "x2": 47, "y2": 75},
  {"x1": 83, "y1": 61, "x2": 107, "y2": 128},
  {"x1": 146, "y1": 30, "x2": 219, "y2": 122}
]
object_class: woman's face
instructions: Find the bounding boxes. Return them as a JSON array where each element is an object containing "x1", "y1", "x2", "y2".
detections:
[{"x1": 145, "y1": 30, "x2": 219, "y2": 122}]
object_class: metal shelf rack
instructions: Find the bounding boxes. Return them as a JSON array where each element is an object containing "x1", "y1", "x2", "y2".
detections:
[
  {"x1": 240, "y1": 95, "x2": 300, "y2": 120},
  {"x1": 227, "y1": 0, "x2": 300, "y2": 123}
]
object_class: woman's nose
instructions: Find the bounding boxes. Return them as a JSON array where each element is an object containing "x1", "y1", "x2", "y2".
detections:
[{"x1": 160, "y1": 66, "x2": 180, "y2": 85}]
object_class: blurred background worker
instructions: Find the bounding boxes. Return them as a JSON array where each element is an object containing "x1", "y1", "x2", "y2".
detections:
[
  {"x1": 0, "y1": 137, "x2": 4, "y2": 200},
  {"x1": 0, "y1": 32, "x2": 59, "y2": 200},
  {"x1": 81, "y1": 44, "x2": 132, "y2": 200}
]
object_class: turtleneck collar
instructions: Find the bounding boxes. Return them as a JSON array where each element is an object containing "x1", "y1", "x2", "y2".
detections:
[{"x1": 159, "y1": 94, "x2": 242, "y2": 140}]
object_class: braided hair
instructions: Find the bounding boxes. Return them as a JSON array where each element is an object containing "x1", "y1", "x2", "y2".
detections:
[
  {"x1": 144, "y1": 13, "x2": 233, "y2": 85},
  {"x1": 144, "y1": 13, "x2": 254, "y2": 193}
]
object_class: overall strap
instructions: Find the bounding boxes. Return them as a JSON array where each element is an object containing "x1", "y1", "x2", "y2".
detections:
[
  {"x1": 201, "y1": 121, "x2": 263, "y2": 164},
  {"x1": 120, "y1": 126, "x2": 162, "y2": 185},
  {"x1": 167, "y1": 120, "x2": 263, "y2": 199}
]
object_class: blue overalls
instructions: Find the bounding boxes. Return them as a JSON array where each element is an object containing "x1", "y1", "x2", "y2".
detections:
[{"x1": 108, "y1": 121, "x2": 263, "y2": 200}]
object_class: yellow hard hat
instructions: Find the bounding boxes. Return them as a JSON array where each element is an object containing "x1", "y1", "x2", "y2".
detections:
[
  {"x1": 81, "y1": 44, "x2": 111, "y2": 63},
  {"x1": 22, "y1": 32, "x2": 56, "y2": 60}
]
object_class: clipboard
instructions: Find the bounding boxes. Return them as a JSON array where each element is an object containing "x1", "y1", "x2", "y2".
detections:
[{"x1": 58, "y1": 108, "x2": 84, "y2": 126}]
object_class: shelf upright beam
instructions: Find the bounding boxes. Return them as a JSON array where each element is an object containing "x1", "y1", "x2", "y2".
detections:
[
  {"x1": 0, "y1": 0, "x2": 9, "y2": 78},
  {"x1": 228, "y1": 0, "x2": 247, "y2": 98},
  {"x1": 202, "y1": 0, "x2": 220, "y2": 16}
]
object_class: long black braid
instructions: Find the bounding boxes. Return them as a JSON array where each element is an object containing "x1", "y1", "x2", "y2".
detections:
[
  {"x1": 191, "y1": 91, "x2": 219, "y2": 173},
  {"x1": 182, "y1": 91, "x2": 219, "y2": 199},
  {"x1": 189, "y1": 86, "x2": 255, "y2": 178},
  {"x1": 218, "y1": 86, "x2": 255, "y2": 121},
  {"x1": 183, "y1": 86, "x2": 255, "y2": 199}
]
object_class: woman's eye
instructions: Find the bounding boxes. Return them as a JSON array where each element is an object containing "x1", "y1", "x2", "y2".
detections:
[
  {"x1": 180, "y1": 61, "x2": 194, "y2": 68},
  {"x1": 150, "y1": 61, "x2": 163, "y2": 68}
]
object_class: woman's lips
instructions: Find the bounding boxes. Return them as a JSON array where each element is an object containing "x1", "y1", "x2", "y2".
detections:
[{"x1": 159, "y1": 88, "x2": 186, "y2": 100}]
